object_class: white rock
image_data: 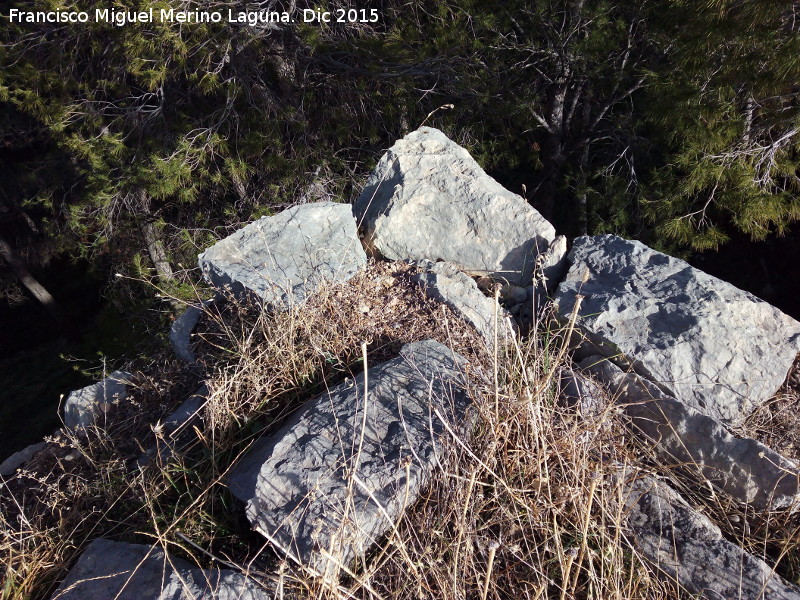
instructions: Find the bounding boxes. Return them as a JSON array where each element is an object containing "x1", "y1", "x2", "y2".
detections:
[{"x1": 63, "y1": 371, "x2": 131, "y2": 430}]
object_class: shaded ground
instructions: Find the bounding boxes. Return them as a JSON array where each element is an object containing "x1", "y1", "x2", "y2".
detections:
[{"x1": 0, "y1": 257, "x2": 154, "y2": 456}]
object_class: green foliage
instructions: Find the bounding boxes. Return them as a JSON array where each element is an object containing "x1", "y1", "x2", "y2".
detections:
[{"x1": 641, "y1": 0, "x2": 800, "y2": 250}]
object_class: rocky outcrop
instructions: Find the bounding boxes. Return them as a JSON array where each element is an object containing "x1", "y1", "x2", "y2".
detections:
[
  {"x1": 50, "y1": 538, "x2": 268, "y2": 599},
  {"x1": 582, "y1": 356, "x2": 800, "y2": 511},
  {"x1": 63, "y1": 371, "x2": 132, "y2": 430},
  {"x1": 413, "y1": 260, "x2": 516, "y2": 348},
  {"x1": 17, "y1": 127, "x2": 800, "y2": 598},
  {"x1": 199, "y1": 202, "x2": 367, "y2": 307},
  {"x1": 353, "y1": 127, "x2": 555, "y2": 286},
  {"x1": 555, "y1": 235, "x2": 800, "y2": 426},
  {"x1": 622, "y1": 471, "x2": 800, "y2": 599},
  {"x1": 227, "y1": 339, "x2": 471, "y2": 578}
]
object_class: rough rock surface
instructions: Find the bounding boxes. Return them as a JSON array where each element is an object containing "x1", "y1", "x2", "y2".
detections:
[
  {"x1": 227, "y1": 339, "x2": 471, "y2": 577},
  {"x1": 63, "y1": 371, "x2": 131, "y2": 430},
  {"x1": 623, "y1": 471, "x2": 800, "y2": 599},
  {"x1": 559, "y1": 368, "x2": 609, "y2": 418},
  {"x1": 353, "y1": 127, "x2": 555, "y2": 286},
  {"x1": 413, "y1": 260, "x2": 516, "y2": 348},
  {"x1": 50, "y1": 538, "x2": 268, "y2": 600},
  {"x1": 555, "y1": 235, "x2": 800, "y2": 425},
  {"x1": 199, "y1": 202, "x2": 366, "y2": 307},
  {"x1": 583, "y1": 356, "x2": 800, "y2": 511},
  {"x1": 0, "y1": 442, "x2": 46, "y2": 477}
]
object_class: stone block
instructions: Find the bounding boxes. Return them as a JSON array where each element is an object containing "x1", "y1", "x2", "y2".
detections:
[
  {"x1": 63, "y1": 371, "x2": 131, "y2": 430},
  {"x1": 353, "y1": 127, "x2": 555, "y2": 286},
  {"x1": 199, "y1": 202, "x2": 366, "y2": 307},
  {"x1": 227, "y1": 340, "x2": 470, "y2": 578},
  {"x1": 50, "y1": 538, "x2": 269, "y2": 599},
  {"x1": 623, "y1": 471, "x2": 800, "y2": 599},
  {"x1": 556, "y1": 235, "x2": 800, "y2": 425}
]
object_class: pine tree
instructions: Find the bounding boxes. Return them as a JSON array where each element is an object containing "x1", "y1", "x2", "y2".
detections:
[{"x1": 642, "y1": 0, "x2": 800, "y2": 251}]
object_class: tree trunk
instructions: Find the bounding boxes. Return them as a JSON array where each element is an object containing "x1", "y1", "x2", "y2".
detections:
[
  {"x1": 0, "y1": 234, "x2": 63, "y2": 325},
  {"x1": 538, "y1": 61, "x2": 571, "y2": 221},
  {"x1": 577, "y1": 101, "x2": 593, "y2": 237},
  {"x1": 539, "y1": 122, "x2": 566, "y2": 222},
  {"x1": 136, "y1": 190, "x2": 175, "y2": 284},
  {"x1": 141, "y1": 219, "x2": 175, "y2": 284}
]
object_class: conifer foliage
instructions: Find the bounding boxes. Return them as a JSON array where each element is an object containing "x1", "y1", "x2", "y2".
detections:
[{"x1": 644, "y1": 0, "x2": 800, "y2": 250}]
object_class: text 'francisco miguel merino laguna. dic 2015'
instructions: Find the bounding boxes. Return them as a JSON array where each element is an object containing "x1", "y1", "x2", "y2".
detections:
[{"x1": 8, "y1": 8, "x2": 296, "y2": 27}]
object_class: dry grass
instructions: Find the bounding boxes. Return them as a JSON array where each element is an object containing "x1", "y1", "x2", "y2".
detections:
[
  {"x1": 292, "y1": 330, "x2": 682, "y2": 600},
  {"x1": 193, "y1": 261, "x2": 489, "y2": 446},
  {"x1": 0, "y1": 364, "x2": 199, "y2": 599},
  {"x1": 0, "y1": 260, "x2": 742, "y2": 600}
]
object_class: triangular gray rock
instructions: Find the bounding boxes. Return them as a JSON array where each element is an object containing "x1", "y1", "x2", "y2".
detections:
[{"x1": 353, "y1": 127, "x2": 555, "y2": 286}]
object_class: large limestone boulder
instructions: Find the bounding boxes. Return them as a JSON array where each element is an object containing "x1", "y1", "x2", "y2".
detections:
[
  {"x1": 50, "y1": 538, "x2": 268, "y2": 599},
  {"x1": 353, "y1": 127, "x2": 555, "y2": 286},
  {"x1": 227, "y1": 339, "x2": 471, "y2": 578},
  {"x1": 199, "y1": 202, "x2": 366, "y2": 307},
  {"x1": 623, "y1": 471, "x2": 800, "y2": 599},
  {"x1": 555, "y1": 235, "x2": 800, "y2": 425},
  {"x1": 63, "y1": 371, "x2": 131, "y2": 430}
]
